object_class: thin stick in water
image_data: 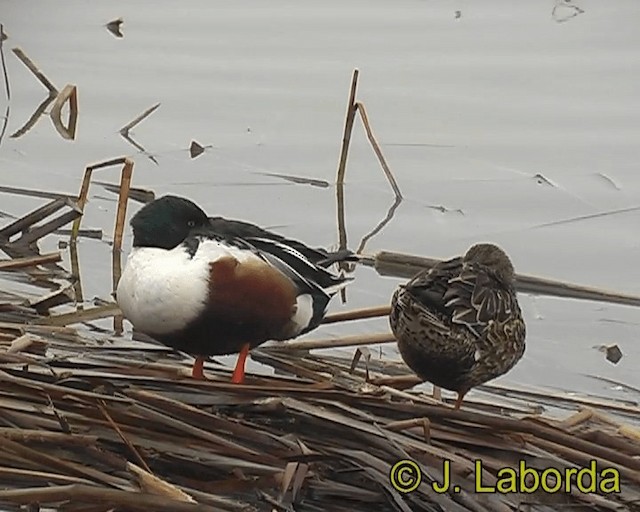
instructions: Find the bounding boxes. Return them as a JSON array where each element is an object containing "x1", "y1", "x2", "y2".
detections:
[
  {"x1": 119, "y1": 103, "x2": 160, "y2": 136},
  {"x1": 335, "y1": 69, "x2": 359, "y2": 277},
  {"x1": 355, "y1": 102, "x2": 402, "y2": 199},
  {"x1": 11, "y1": 47, "x2": 58, "y2": 94}
]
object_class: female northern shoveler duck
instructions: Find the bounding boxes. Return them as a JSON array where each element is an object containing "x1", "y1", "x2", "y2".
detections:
[
  {"x1": 116, "y1": 195, "x2": 353, "y2": 383},
  {"x1": 389, "y1": 243, "x2": 526, "y2": 409}
]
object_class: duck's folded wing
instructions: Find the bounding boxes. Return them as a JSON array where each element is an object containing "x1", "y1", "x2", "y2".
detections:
[
  {"x1": 208, "y1": 216, "x2": 332, "y2": 263},
  {"x1": 403, "y1": 257, "x2": 463, "y2": 316},
  {"x1": 240, "y1": 237, "x2": 352, "y2": 293},
  {"x1": 443, "y1": 262, "x2": 517, "y2": 337}
]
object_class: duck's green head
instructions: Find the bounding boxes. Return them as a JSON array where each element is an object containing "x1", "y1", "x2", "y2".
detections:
[{"x1": 130, "y1": 195, "x2": 209, "y2": 249}]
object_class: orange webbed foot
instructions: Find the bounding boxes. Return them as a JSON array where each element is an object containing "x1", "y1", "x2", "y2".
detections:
[{"x1": 231, "y1": 343, "x2": 250, "y2": 384}]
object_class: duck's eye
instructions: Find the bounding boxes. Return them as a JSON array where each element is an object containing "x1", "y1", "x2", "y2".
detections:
[{"x1": 187, "y1": 220, "x2": 196, "y2": 228}]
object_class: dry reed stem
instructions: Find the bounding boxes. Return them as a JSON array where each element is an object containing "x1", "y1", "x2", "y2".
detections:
[
  {"x1": 71, "y1": 167, "x2": 95, "y2": 241},
  {"x1": 11, "y1": 47, "x2": 57, "y2": 94},
  {"x1": 0, "y1": 197, "x2": 81, "y2": 253},
  {"x1": 112, "y1": 250, "x2": 124, "y2": 334},
  {"x1": 336, "y1": 69, "x2": 359, "y2": 186},
  {"x1": 127, "y1": 462, "x2": 196, "y2": 503},
  {"x1": 322, "y1": 304, "x2": 391, "y2": 324},
  {"x1": 0, "y1": 252, "x2": 61, "y2": 270},
  {"x1": 70, "y1": 241, "x2": 84, "y2": 305},
  {"x1": 50, "y1": 83, "x2": 79, "y2": 140},
  {"x1": 98, "y1": 400, "x2": 151, "y2": 473},
  {"x1": 355, "y1": 102, "x2": 402, "y2": 199},
  {"x1": 119, "y1": 103, "x2": 161, "y2": 135},
  {"x1": 271, "y1": 331, "x2": 396, "y2": 351},
  {"x1": 0, "y1": 484, "x2": 218, "y2": 512},
  {"x1": 40, "y1": 303, "x2": 120, "y2": 326},
  {"x1": 335, "y1": 69, "x2": 359, "y2": 275},
  {"x1": 363, "y1": 250, "x2": 640, "y2": 307},
  {"x1": 113, "y1": 158, "x2": 133, "y2": 253},
  {"x1": 385, "y1": 417, "x2": 432, "y2": 444},
  {"x1": 0, "y1": 184, "x2": 75, "y2": 201},
  {"x1": 71, "y1": 157, "x2": 133, "y2": 255}
]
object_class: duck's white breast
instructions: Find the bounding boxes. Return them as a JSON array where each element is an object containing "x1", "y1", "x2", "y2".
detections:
[{"x1": 116, "y1": 241, "x2": 234, "y2": 335}]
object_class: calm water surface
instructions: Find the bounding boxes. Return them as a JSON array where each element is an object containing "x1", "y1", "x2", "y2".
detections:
[{"x1": 1, "y1": 0, "x2": 639, "y2": 404}]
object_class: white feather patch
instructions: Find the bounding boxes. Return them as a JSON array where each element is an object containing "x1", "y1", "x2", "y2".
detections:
[
  {"x1": 116, "y1": 238, "x2": 264, "y2": 335},
  {"x1": 289, "y1": 293, "x2": 314, "y2": 334}
]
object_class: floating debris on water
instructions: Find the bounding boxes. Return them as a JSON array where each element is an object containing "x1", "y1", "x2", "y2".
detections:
[
  {"x1": 105, "y1": 17, "x2": 124, "y2": 38},
  {"x1": 189, "y1": 140, "x2": 205, "y2": 159},
  {"x1": 595, "y1": 343, "x2": 624, "y2": 365}
]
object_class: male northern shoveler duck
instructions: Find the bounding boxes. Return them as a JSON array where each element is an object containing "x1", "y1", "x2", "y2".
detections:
[
  {"x1": 116, "y1": 195, "x2": 353, "y2": 383},
  {"x1": 389, "y1": 243, "x2": 526, "y2": 409}
]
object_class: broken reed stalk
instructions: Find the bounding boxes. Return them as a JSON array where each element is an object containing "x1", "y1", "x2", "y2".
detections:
[
  {"x1": 0, "y1": 197, "x2": 81, "y2": 251},
  {"x1": 39, "y1": 302, "x2": 120, "y2": 326},
  {"x1": 0, "y1": 184, "x2": 75, "y2": 201},
  {"x1": 333, "y1": 69, "x2": 404, "y2": 272},
  {"x1": 119, "y1": 102, "x2": 161, "y2": 136},
  {"x1": 11, "y1": 47, "x2": 57, "y2": 94},
  {"x1": 0, "y1": 252, "x2": 61, "y2": 271},
  {"x1": 71, "y1": 167, "x2": 95, "y2": 241},
  {"x1": 50, "y1": 84, "x2": 78, "y2": 140},
  {"x1": 98, "y1": 400, "x2": 151, "y2": 473},
  {"x1": 72, "y1": 157, "x2": 134, "y2": 253},
  {"x1": 355, "y1": 102, "x2": 402, "y2": 199},
  {"x1": 0, "y1": 24, "x2": 9, "y2": 100},
  {"x1": 336, "y1": 69, "x2": 359, "y2": 186},
  {"x1": 335, "y1": 69, "x2": 359, "y2": 273},
  {"x1": 69, "y1": 241, "x2": 84, "y2": 306},
  {"x1": 271, "y1": 331, "x2": 396, "y2": 351},
  {"x1": 0, "y1": 485, "x2": 218, "y2": 512},
  {"x1": 360, "y1": 250, "x2": 640, "y2": 308},
  {"x1": 126, "y1": 462, "x2": 196, "y2": 503},
  {"x1": 113, "y1": 158, "x2": 133, "y2": 253},
  {"x1": 112, "y1": 250, "x2": 124, "y2": 334},
  {"x1": 322, "y1": 305, "x2": 391, "y2": 324}
]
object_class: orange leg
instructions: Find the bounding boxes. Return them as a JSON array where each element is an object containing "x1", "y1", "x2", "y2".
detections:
[
  {"x1": 231, "y1": 343, "x2": 251, "y2": 384},
  {"x1": 453, "y1": 390, "x2": 467, "y2": 410},
  {"x1": 192, "y1": 356, "x2": 205, "y2": 380}
]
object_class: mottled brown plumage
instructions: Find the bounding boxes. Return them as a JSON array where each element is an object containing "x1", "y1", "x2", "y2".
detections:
[{"x1": 389, "y1": 243, "x2": 526, "y2": 409}]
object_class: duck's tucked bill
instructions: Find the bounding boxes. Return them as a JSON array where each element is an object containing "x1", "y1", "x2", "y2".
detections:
[
  {"x1": 116, "y1": 195, "x2": 354, "y2": 383},
  {"x1": 389, "y1": 242, "x2": 526, "y2": 409}
]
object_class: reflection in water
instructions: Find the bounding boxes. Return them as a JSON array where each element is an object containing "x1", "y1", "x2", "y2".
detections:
[
  {"x1": 10, "y1": 92, "x2": 56, "y2": 138},
  {"x1": 7, "y1": 47, "x2": 78, "y2": 141},
  {"x1": 355, "y1": 195, "x2": 403, "y2": 256},
  {"x1": 0, "y1": 104, "x2": 9, "y2": 145},
  {"x1": 0, "y1": 24, "x2": 9, "y2": 146},
  {"x1": 119, "y1": 102, "x2": 161, "y2": 165},
  {"x1": 255, "y1": 171, "x2": 329, "y2": 188}
]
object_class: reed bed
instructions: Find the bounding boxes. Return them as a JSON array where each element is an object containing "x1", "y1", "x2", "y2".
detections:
[{"x1": 0, "y1": 300, "x2": 638, "y2": 511}]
